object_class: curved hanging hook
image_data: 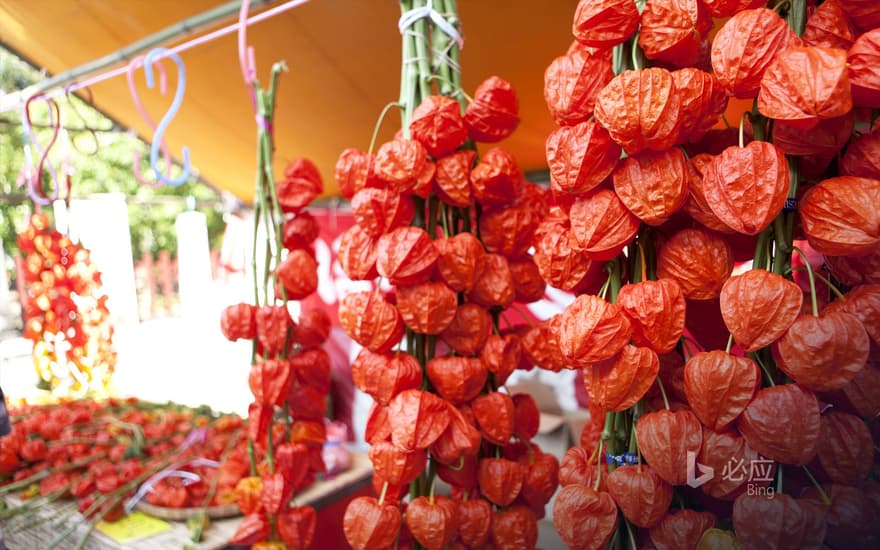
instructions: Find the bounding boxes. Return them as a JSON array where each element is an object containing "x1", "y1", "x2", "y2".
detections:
[
  {"x1": 238, "y1": 0, "x2": 258, "y2": 112},
  {"x1": 127, "y1": 54, "x2": 172, "y2": 187},
  {"x1": 21, "y1": 95, "x2": 62, "y2": 206},
  {"x1": 143, "y1": 47, "x2": 191, "y2": 187},
  {"x1": 63, "y1": 83, "x2": 100, "y2": 156}
]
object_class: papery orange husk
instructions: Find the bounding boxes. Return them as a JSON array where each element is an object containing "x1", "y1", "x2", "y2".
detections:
[
  {"x1": 282, "y1": 212, "x2": 319, "y2": 251},
  {"x1": 521, "y1": 451, "x2": 560, "y2": 509},
  {"x1": 478, "y1": 458, "x2": 524, "y2": 507},
  {"x1": 544, "y1": 44, "x2": 614, "y2": 127},
  {"x1": 351, "y1": 187, "x2": 414, "y2": 238},
  {"x1": 617, "y1": 279, "x2": 686, "y2": 354},
  {"x1": 758, "y1": 46, "x2": 852, "y2": 130},
  {"x1": 248, "y1": 359, "x2": 293, "y2": 407},
  {"x1": 369, "y1": 441, "x2": 427, "y2": 486},
  {"x1": 276, "y1": 249, "x2": 318, "y2": 301},
  {"x1": 365, "y1": 404, "x2": 391, "y2": 444},
  {"x1": 406, "y1": 495, "x2": 458, "y2": 550},
  {"x1": 546, "y1": 120, "x2": 620, "y2": 196},
  {"x1": 434, "y1": 150, "x2": 475, "y2": 207},
  {"x1": 720, "y1": 269, "x2": 803, "y2": 352},
  {"x1": 804, "y1": 0, "x2": 857, "y2": 50},
  {"x1": 430, "y1": 403, "x2": 481, "y2": 464},
  {"x1": 825, "y1": 249, "x2": 880, "y2": 285},
  {"x1": 337, "y1": 224, "x2": 379, "y2": 281},
  {"x1": 802, "y1": 483, "x2": 879, "y2": 548},
  {"x1": 552, "y1": 484, "x2": 618, "y2": 550},
  {"x1": 585, "y1": 345, "x2": 660, "y2": 412},
  {"x1": 841, "y1": 127, "x2": 880, "y2": 180},
  {"x1": 702, "y1": 0, "x2": 766, "y2": 17},
  {"x1": 376, "y1": 226, "x2": 438, "y2": 286},
  {"x1": 374, "y1": 138, "x2": 428, "y2": 191},
  {"x1": 773, "y1": 113, "x2": 855, "y2": 157},
  {"x1": 594, "y1": 68, "x2": 683, "y2": 155},
  {"x1": 775, "y1": 310, "x2": 869, "y2": 391},
  {"x1": 335, "y1": 148, "x2": 378, "y2": 200},
  {"x1": 711, "y1": 8, "x2": 801, "y2": 99},
  {"x1": 511, "y1": 393, "x2": 541, "y2": 440},
  {"x1": 456, "y1": 499, "x2": 492, "y2": 548},
  {"x1": 410, "y1": 95, "x2": 468, "y2": 158},
  {"x1": 220, "y1": 303, "x2": 256, "y2": 342},
  {"x1": 521, "y1": 315, "x2": 569, "y2": 372},
  {"x1": 558, "y1": 295, "x2": 632, "y2": 367},
  {"x1": 472, "y1": 392, "x2": 515, "y2": 446},
  {"x1": 612, "y1": 147, "x2": 690, "y2": 226},
  {"x1": 698, "y1": 428, "x2": 770, "y2": 501},
  {"x1": 569, "y1": 189, "x2": 640, "y2": 261},
  {"x1": 636, "y1": 409, "x2": 703, "y2": 485},
  {"x1": 287, "y1": 384, "x2": 328, "y2": 420},
  {"x1": 255, "y1": 305, "x2": 292, "y2": 356},
  {"x1": 684, "y1": 351, "x2": 759, "y2": 431},
  {"x1": 277, "y1": 507, "x2": 317, "y2": 550},
  {"x1": 338, "y1": 291, "x2": 404, "y2": 353},
  {"x1": 467, "y1": 253, "x2": 515, "y2": 309},
  {"x1": 737, "y1": 383, "x2": 821, "y2": 465},
  {"x1": 479, "y1": 202, "x2": 540, "y2": 259},
  {"x1": 492, "y1": 506, "x2": 538, "y2": 550},
  {"x1": 294, "y1": 307, "x2": 330, "y2": 348},
  {"x1": 343, "y1": 496, "x2": 402, "y2": 550},
  {"x1": 230, "y1": 513, "x2": 271, "y2": 545},
  {"x1": 465, "y1": 76, "x2": 519, "y2": 143},
  {"x1": 816, "y1": 410, "x2": 873, "y2": 485},
  {"x1": 607, "y1": 464, "x2": 674, "y2": 528},
  {"x1": 470, "y1": 147, "x2": 522, "y2": 207},
  {"x1": 426, "y1": 356, "x2": 487, "y2": 404},
  {"x1": 533, "y1": 214, "x2": 594, "y2": 291},
  {"x1": 351, "y1": 349, "x2": 422, "y2": 406},
  {"x1": 289, "y1": 347, "x2": 331, "y2": 394},
  {"x1": 571, "y1": 0, "x2": 639, "y2": 49},
  {"x1": 838, "y1": 0, "x2": 880, "y2": 32},
  {"x1": 508, "y1": 258, "x2": 546, "y2": 304},
  {"x1": 559, "y1": 446, "x2": 606, "y2": 491},
  {"x1": 701, "y1": 141, "x2": 790, "y2": 235},
  {"x1": 673, "y1": 69, "x2": 730, "y2": 144},
  {"x1": 639, "y1": 0, "x2": 712, "y2": 68},
  {"x1": 684, "y1": 153, "x2": 735, "y2": 233},
  {"x1": 278, "y1": 158, "x2": 322, "y2": 214},
  {"x1": 799, "y1": 176, "x2": 880, "y2": 257},
  {"x1": 848, "y1": 29, "x2": 880, "y2": 108},
  {"x1": 440, "y1": 303, "x2": 491, "y2": 356},
  {"x1": 656, "y1": 227, "x2": 734, "y2": 300},
  {"x1": 481, "y1": 333, "x2": 522, "y2": 386},
  {"x1": 824, "y1": 284, "x2": 880, "y2": 343},
  {"x1": 438, "y1": 453, "x2": 479, "y2": 489},
  {"x1": 388, "y1": 389, "x2": 450, "y2": 451},
  {"x1": 650, "y1": 509, "x2": 716, "y2": 550},
  {"x1": 434, "y1": 232, "x2": 484, "y2": 293},
  {"x1": 395, "y1": 281, "x2": 457, "y2": 335},
  {"x1": 732, "y1": 493, "x2": 828, "y2": 550}
]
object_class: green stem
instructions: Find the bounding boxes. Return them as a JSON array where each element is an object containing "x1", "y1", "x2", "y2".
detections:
[
  {"x1": 802, "y1": 466, "x2": 830, "y2": 505},
  {"x1": 753, "y1": 228, "x2": 771, "y2": 272},
  {"x1": 787, "y1": 0, "x2": 807, "y2": 36},
  {"x1": 786, "y1": 267, "x2": 846, "y2": 301},
  {"x1": 792, "y1": 246, "x2": 819, "y2": 317},
  {"x1": 751, "y1": 352, "x2": 777, "y2": 387},
  {"x1": 368, "y1": 102, "x2": 404, "y2": 156},
  {"x1": 725, "y1": 334, "x2": 734, "y2": 354},
  {"x1": 655, "y1": 377, "x2": 671, "y2": 410}
]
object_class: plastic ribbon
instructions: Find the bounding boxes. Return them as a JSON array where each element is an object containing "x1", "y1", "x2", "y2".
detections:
[
  {"x1": 606, "y1": 452, "x2": 640, "y2": 466},
  {"x1": 398, "y1": 0, "x2": 464, "y2": 49},
  {"x1": 124, "y1": 457, "x2": 220, "y2": 513}
]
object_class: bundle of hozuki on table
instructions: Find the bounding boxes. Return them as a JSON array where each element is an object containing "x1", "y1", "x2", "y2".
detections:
[
  {"x1": 541, "y1": 0, "x2": 880, "y2": 548},
  {"x1": 337, "y1": 1, "x2": 559, "y2": 549},
  {"x1": 218, "y1": 62, "x2": 333, "y2": 549}
]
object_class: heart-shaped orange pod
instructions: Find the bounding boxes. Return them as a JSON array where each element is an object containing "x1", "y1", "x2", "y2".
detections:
[
  {"x1": 521, "y1": 452, "x2": 560, "y2": 508},
  {"x1": 848, "y1": 29, "x2": 880, "y2": 108},
  {"x1": 612, "y1": 148, "x2": 690, "y2": 226},
  {"x1": 803, "y1": 484, "x2": 877, "y2": 548},
  {"x1": 776, "y1": 310, "x2": 869, "y2": 391},
  {"x1": 374, "y1": 138, "x2": 428, "y2": 191},
  {"x1": 824, "y1": 284, "x2": 880, "y2": 343},
  {"x1": 287, "y1": 384, "x2": 327, "y2": 420},
  {"x1": 351, "y1": 187, "x2": 414, "y2": 238},
  {"x1": 607, "y1": 464, "x2": 674, "y2": 528},
  {"x1": 465, "y1": 76, "x2": 519, "y2": 143},
  {"x1": 409, "y1": 95, "x2": 467, "y2": 158},
  {"x1": 479, "y1": 202, "x2": 540, "y2": 259},
  {"x1": 738, "y1": 384, "x2": 821, "y2": 465},
  {"x1": 512, "y1": 393, "x2": 540, "y2": 440},
  {"x1": 650, "y1": 509, "x2": 716, "y2": 550},
  {"x1": 508, "y1": 258, "x2": 546, "y2": 304},
  {"x1": 470, "y1": 147, "x2": 522, "y2": 207},
  {"x1": 365, "y1": 404, "x2": 391, "y2": 444},
  {"x1": 434, "y1": 232, "x2": 484, "y2": 293},
  {"x1": 841, "y1": 128, "x2": 880, "y2": 180},
  {"x1": 221, "y1": 303, "x2": 256, "y2": 342},
  {"x1": 835, "y1": 363, "x2": 880, "y2": 419},
  {"x1": 732, "y1": 493, "x2": 828, "y2": 550},
  {"x1": 457, "y1": 498, "x2": 491, "y2": 548},
  {"x1": 351, "y1": 349, "x2": 421, "y2": 406},
  {"x1": 838, "y1": 0, "x2": 880, "y2": 31},
  {"x1": 816, "y1": 410, "x2": 873, "y2": 485},
  {"x1": 774, "y1": 114, "x2": 854, "y2": 157},
  {"x1": 594, "y1": 68, "x2": 683, "y2": 155},
  {"x1": 636, "y1": 409, "x2": 703, "y2": 485},
  {"x1": 334, "y1": 148, "x2": 376, "y2": 200},
  {"x1": 481, "y1": 333, "x2": 521, "y2": 386},
  {"x1": 572, "y1": 0, "x2": 639, "y2": 49},
  {"x1": 569, "y1": 189, "x2": 641, "y2": 261},
  {"x1": 472, "y1": 392, "x2": 515, "y2": 446},
  {"x1": 388, "y1": 389, "x2": 450, "y2": 451},
  {"x1": 491, "y1": 506, "x2": 538, "y2": 550},
  {"x1": 803, "y1": 0, "x2": 857, "y2": 50},
  {"x1": 559, "y1": 295, "x2": 632, "y2": 367},
  {"x1": 684, "y1": 154, "x2": 735, "y2": 234},
  {"x1": 376, "y1": 226, "x2": 438, "y2": 286},
  {"x1": 544, "y1": 43, "x2": 614, "y2": 127},
  {"x1": 255, "y1": 305, "x2": 293, "y2": 356},
  {"x1": 426, "y1": 356, "x2": 487, "y2": 404},
  {"x1": 559, "y1": 446, "x2": 606, "y2": 491},
  {"x1": 585, "y1": 345, "x2": 660, "y2": 412},
  {"x1": 282, "y1": 211, "x2": 319, "y2": 251},
  {"x1": 711, "y1": 8, "x2": 801, "y2": 99},
  {"x1": 478, "y1": 458, "x2": 524, "y2": 507},
  {"x1": 430, "y1": 404, "x2": 481, "y2": 464},
  {"x1": 338, "y1": 291, "x2": 404, "y2": 353},
  {"x1": 720, "y1": 269, "x2": 803, "y2": 352},
  {"x1": 278, "y1": 158, "x2": 322, "y2": 214},
  {"x1": 290, "y1": 347, "x2": 331, "y2": 394},
  {"x1": 406, "y1": 496, "x2": 458, "y2": 550},
  {"x1": 522, "y1": 317, "x2": 569, "y2": 372},
  {"x1": 440, "y1": 303, "x2": 491, "y2": 356},
  {"x1": 434, "y1": 149, "x2": 475, "y2": 207},
  {"x1": 638, "y1": 0, "x2": 712, "y2": 68},
  {"x1": 230, "y1": 513, "x2": 271, "y2": 546},
  {"x1": 467, "y1": 253, "x2": 515, "y2": 309},
  {"x1": 277, "y1": 506, "x2": 316, "y2": 550},
  {"x1": 248, "y1": 359, "x2": 293, "y2": 407},
  {"x1": 337, "y1": 225, "x2": 379, "y2": 281},
  {"x1": 438, "y1": 453, "x2": 479, "y2": 490},
  {"x1": 673, "y1": 69, "x2": 729, "y2": 144},
  {"x1": 701, "y1": 141, "x2": 790, "y2": 235},
  {"x1": 552, "y1": 484, "x2": 618, "y2": 550},
  {"x1": 343, "y1": 496, "x2": 402, "y2": 550},
  {"x1": 657, "y1": 227, "x2": 734, "y2": 300},
  {"x1": 533, "y1": 215, "x2": 594, "y2": 291},
  {"x1": 617, "y1": 279, "x2": 687, "y2": 354},
  {"x1": 294, "y1": 307, "x2": 330, "y2": 349},
  {"x1": 702, "y1": 0, "x2": 765, "y2": 17},
  {"x1": 546, "y1": 121, "x2": 621, "y2": 196},
  {"x1": 395, "y1": 282, "x2": 457, "y2": 335},
  {"x1": 825, "y1": 249, "x2": 880, "y2": 286},
  {"x1": 276, "y1": 249, "x2": 318, "y2": 301},
  {"x1": 684, "y1": 351, "x2": 759, "y2": 431},
  {"x1": 368, "y1": 441, "x2": 427, "y2": 486},
  {"x1": 799, "y1": 176, "x2": 880, "y2": 257}
]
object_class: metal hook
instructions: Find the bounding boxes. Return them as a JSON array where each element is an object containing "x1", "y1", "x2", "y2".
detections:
[
  {"x1": 143, "y1": 47, "x2": 191, "y2": 187},
  {"x1": 127, "y1": 54, "x2": 172, "y2": 187},
  {"x1": 63, "y1": 83, "x2": 100, "y2": 156},
  {"x1": 21, "y1": 95, "x2": 62, "y2": 206}
]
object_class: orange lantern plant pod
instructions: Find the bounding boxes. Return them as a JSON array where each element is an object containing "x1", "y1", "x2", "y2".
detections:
[
  {"x1": 584, "y1": 344, "x2": 660, "y2": 412},
  {"x1": 569, "y1": 188, "x2": 641, "y2": 261},
  {"x1": 719, "y1": 269, "x2": 803, "y2": 352},
  {"x1": 492, "y1": 506, "x2": 539, "y2": 550},
  {"x1": 405, "y1": 496, "x2": 459, "y2": 550},
  {"x1": 465, "y1": 76, "x2": 520, "y2": 143},
  {"x1": 701, "y1": 0, "x2": 766, "y2": 18},
  {"x1": 532, "y1": 214, "x2": 594, "y2": 291},
  {"x1": 731, "y1": 493, "x2": 828, "y2": 550},
  {"x1": 248, "y1": 359, "x2": 293, "y2": 408},
  {"x1": 824, "y1": 284, "x2": 880, "y2": 343},
  {"x1": 672, "y1": 68, "x2": 730, "y2": 144},
  {"x1": 635, "y1": 408, "x2": 703, "y2": 485},
  {"x1": 612, "y1": 147, "x2": 690, "y2": 226},
  {"x1": 376, "y1": 226, "x2": 438, "y2": 286},
  {"x1": 481, "y1": 333, "x2": 522, "y2": 386},
  {"x1": 841, "y1": 127, "x2": 880, "y2": 180},
  {"x1": 275, "y1": 249, "x2": 318, "y2": 301},
  {"x1": 338, "y1": 290, "x2": 405, "y2": 353},
  {"x1": 558, "y1": 294, "x2": 632, "y2": 367},
  {"x1": 440, "y1": 303, "x2": 492, "y2": 355},
  {"x1": 479, "y1": 201, "x2": 541, "y2": 259},
  {"x1": 816, "y1": 410, "x2": 874, "y2": 485},
  {"x1": 343, "y1": 496, "x2": 402, "y2": 550},
  {"x1": 478, "y1": 458, "x2": 524, "y2": 507},
  {"x1": 434, "y1": 149, "x2": 475, "y2": 207},
  {"x1": 373, "y1": 138, "x2": 429, "y2": 192},
  {"x1": 426, "y1": 356, "x2": 488, "y2": 404},
  {"x1": 656, "y1": 227, "x2": 734, "y2": 300},
  {"x1": 387, "y1": 389, "x2": 450, "y2": 451},
  {"x1": 337, "y1": 224, "x2": 380, "y2": 281},
  {"x1": 552, "y1": 484, "x2": 619, "y2": 550},
  {"x1": 277, "y1": 158, "x2": 323, "y2": 214},
  {"x1": 351, "y1": 349, "x2": 422, "y2": 406},
  {"x1": 847, "y1": 29, "x2": 880, "y2": 108},
  {"x1": 335, "y1": 148, "x2": 377, "y2": 200},
  {"x1": 470, "y1": 147, "x2": 523, "y2": 208},
  {"x1": 457, "y1": 499, "x2": 492, "y2": 548},
  {"x1": 799, "y1": 176, "x2": 880, "y2": 257},
  {"x1": 508, "y1": 258, "x2": 547, "y2": 304},
  {"x1": 772, "y1": 113, "x2": 855, "y2": 157},
  {"x1": 394, "y1": 281, "x2": 458, "y2": 335},
  {"x1": 571, "y1": 0, "x2": 640, "y2": 49},
  {"x1": 617, "y1": 278, "x2": 686, "y2": 354},
  {"x1": 649, "y1": 509, "x2": 716, "y2": 550},
  {"x1": 409, "y1": 95, "x2": 468, "y2": 158},
  {"x1": 544, "y1": 44, "x2": 615, "y2": 127},
  {"x1": 350, "y1": 187, "x2": 415, "y2": 238},
  {"x1": 737, "y1": 383, "x2": 821, "y2": 465},
  {"x1": 683, "y1": 154, "x2": 736, "y2": 234},
  {"x1": 697, "y1": 428, "x2": 770, "y2": 501},
  {"x1": 606, "y1": 464, "x2": 674, "y2": 528},
  {"x1": 683, "y1": 351, "x2": 760, "y2": 431},
  {"x1": 471, "y1": 392, "x2": 515, "y2": 446},
  {"x1": 369, "y1": 441, "x2": 427, "y2": 486},
  {"x1": 638, "y1": 0, "x2": 713, "y2": 68},
  {"x1": 221, "y1": 303, "x2": 257, "y2": 342},
  {"x1": 803, "y1": 0, "x2": 857, "y2": 50},
  {"x1": 466, "y1": 253, "x2": 516, "y2": 309},
  {"x1": 546, "y1": 120, "x2": 621, "y2": 196}
]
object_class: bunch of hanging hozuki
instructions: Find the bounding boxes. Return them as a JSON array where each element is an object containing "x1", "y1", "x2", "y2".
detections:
[
  {"x1": 540, "y1": 0, "x2": 880, "y2": 548},
  {"x1": 219, "y1": 62, "x2": 333, "y2": 549},
  {"x1": 338, "y1": 1, "x2": 562, "y2": 549}
]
